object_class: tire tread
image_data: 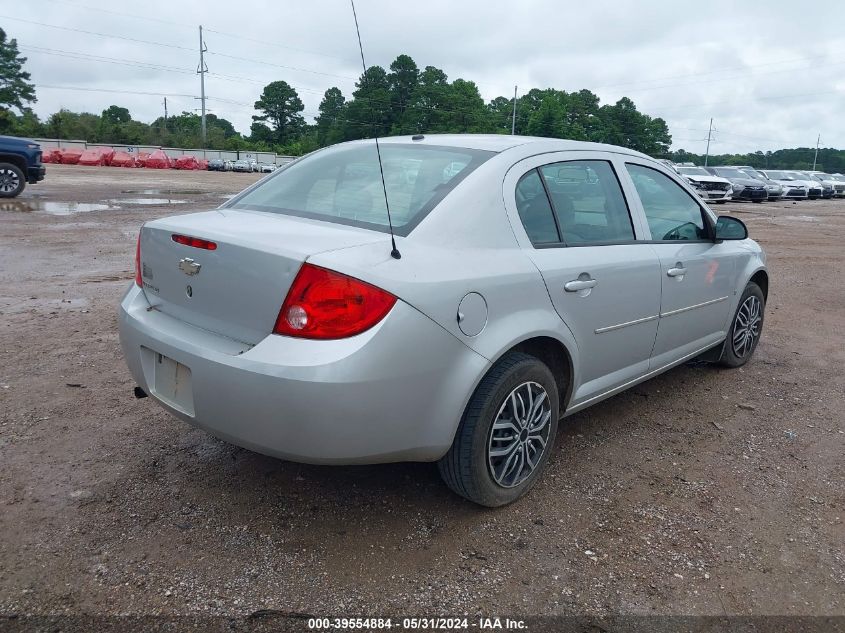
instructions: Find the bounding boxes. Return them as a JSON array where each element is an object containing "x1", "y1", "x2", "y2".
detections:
[{"x1": 438, "y1": 352, "x2": 541, "y2": 505}]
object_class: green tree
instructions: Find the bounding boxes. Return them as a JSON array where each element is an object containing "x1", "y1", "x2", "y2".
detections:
[
  {"x1": 486, "y1": 96, "x2": 514, "y2": 134},
  {"x1": 563, "y1": 89, "x2": 603, "y2": 141},
  {"x1": 315, "y1": 87, "x2": 346, "y2": 146},
  {"x1": 249, "y1": 121, "x2": 276, "y2": 145},
  {"x1": 0, "y1": 28, "x2": 36, "y2": 114},
  {"x1": 387, "y1": 54, "x2": 419, "y2": 134},
  {"x1": 444, "y1": 79, "x2": 486, "y2": 133},
  {"x1": 401, "y1": 65, "x2": 450, "y2": 133},
  {"x1": 599, "y1": 97, "x2": 672, "y2": 154},
  {"x1": 345, "y1": 66, "x2": 392, "y2": 139},
  {"x1": 45, "y1": 109, "x2": 100, "y2": 141},
  {"x1": 527, "y1": 95, "x2": 565, "y2": 138},
  {"x1": 101, "y1": 105, "x2": 131, "y2": 125},
  {"x1": 253, "y1": 80, "x2": 305, "y2": 143}
]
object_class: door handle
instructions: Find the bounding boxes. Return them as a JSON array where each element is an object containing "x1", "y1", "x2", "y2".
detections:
[
  {"x1": 667, "y1": 266, "x2": 687, "y2": 277},
  {"x1": 564, "y1": 279, "x2": 598, "y2": 292}
]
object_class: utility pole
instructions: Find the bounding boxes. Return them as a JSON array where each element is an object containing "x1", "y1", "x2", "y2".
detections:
[
  {"x1": 511, "y1": 85, "x2": 517, "y2": 135},
  {"x1": 197, "y1": 25, "x2": 208, "y2": 147},
  {"x1": 162, "y1": 97, "x2": 168, "y2": 133},
  {"x1": 704, "y1": 117, "x2": 713, "y2": 167},
  {"x1": 812, "y1": 133, "x2": 820, "y2": 170}
]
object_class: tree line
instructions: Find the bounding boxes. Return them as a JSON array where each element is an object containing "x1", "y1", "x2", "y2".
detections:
[
  {"x1": 1, "y1": 28, "x2": 842, "y2": 170},
  {"x1": 667, "y1": 147, "x2": 845, "y2": 173}
]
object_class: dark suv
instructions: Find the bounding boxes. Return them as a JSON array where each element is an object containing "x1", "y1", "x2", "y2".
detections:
[
  {"x1": 704, "y1": 166, "x2": 768, "y2": 202},
  {"x1": 0, "y1": 135, "x2": 46, "y2": 198}
]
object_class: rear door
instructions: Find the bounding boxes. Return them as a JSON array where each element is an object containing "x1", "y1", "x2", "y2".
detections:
[
  {"x1": 621, "y1": 161, "x2": 736, "y2": 367},
  {"x1": 505, "y1": 152, "x2": 662, "y2": 405}
]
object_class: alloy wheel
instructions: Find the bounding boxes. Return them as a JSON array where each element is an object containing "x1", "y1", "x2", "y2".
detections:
[
  {"x1": 0, "y1": 168, "x2": 21, "y2": 194},
  {"x1": 732, "y1": 295, "x2": 762, "y2": 358},
  {"x1": 487, "y1": 381, "x2": 552, "y2": 488}
]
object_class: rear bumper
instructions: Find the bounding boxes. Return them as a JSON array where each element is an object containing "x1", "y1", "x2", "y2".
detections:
[
  {"x1": 118, "y1": 284, "x2": 487, "y2": 464},
  {"x1": 27, "y1": 164, "x2": 45, "y2": 184}
]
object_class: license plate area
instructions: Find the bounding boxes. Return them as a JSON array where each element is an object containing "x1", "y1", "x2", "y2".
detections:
[{"x1": 142, "y1": 347, "x2": 195, "y2": 416}]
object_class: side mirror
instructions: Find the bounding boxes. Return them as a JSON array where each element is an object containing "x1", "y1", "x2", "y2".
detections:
[{"x1": 715, "y1": 215, "x2": 748, "y2": 240}]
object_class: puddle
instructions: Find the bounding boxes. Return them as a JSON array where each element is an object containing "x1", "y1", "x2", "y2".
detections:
[
  {"x1": 779, "y1": 215, "x2": 819, "y2": 222},
  {"x1": 120, "y1": 189, "x2": 206, "y2": 195},
  {"x1": 108, "y1": 198, "x2": 188, "y2": 205},
  {"x1": 0, "y1": 200, "x2": 116, "y2": 214}
]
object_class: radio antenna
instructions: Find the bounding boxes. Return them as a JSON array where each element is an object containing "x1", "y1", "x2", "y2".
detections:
[{"x1": 349, "y1": 0, "x2": 401, "y2": 259}]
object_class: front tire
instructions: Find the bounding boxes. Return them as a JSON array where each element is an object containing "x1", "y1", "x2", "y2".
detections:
[
  {"x1": 719, "y1": 282, "x2": 765, "y2": 368},
  {"x1": 438, "y1": 352, "x2": 559, "y2": 507},
  {"x1": 0, "y1": 163, "x2": 25, "y2": 198}
]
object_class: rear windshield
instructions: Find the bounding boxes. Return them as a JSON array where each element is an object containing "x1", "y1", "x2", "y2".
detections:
[{"x1": 228, "y1": 142, "x2": 494, "y2": 235}]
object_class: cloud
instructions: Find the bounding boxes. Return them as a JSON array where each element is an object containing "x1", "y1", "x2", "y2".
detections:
[{"x1": 8, "y1": 0, "x2": 845, "y2": 152}]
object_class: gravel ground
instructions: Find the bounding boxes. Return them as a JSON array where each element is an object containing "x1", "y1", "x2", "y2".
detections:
[{"x1": 0, "y1": 165, "x2": 843, "y2": 625}]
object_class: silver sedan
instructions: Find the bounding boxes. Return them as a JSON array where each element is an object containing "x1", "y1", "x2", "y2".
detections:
[{"x1": 120, "y1": 135, "x2": 767, "y2": 506}]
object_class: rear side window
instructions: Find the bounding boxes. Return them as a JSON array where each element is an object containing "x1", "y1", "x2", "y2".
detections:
[
  {"x1": 515, "y1": 170, "x2": 560, "y2": 245},
  {"x1": 230, "y1": 143, "x2": 494, "y2": 236},
  {"x1": 539, "y1": 160, "x2": 634, "y2": 245},
  {"x1": 626, "y1": 164, "x2": 710, "y2": 241}
]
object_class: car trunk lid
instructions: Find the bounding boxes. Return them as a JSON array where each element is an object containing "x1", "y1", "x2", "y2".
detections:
[{"x1": 138, "y1": 209, "x2": 389, "y2": 344}]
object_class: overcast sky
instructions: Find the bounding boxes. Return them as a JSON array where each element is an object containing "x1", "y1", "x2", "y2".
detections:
[{"x1": 6, "y1": 0, "x2": 845, "y2": 153}]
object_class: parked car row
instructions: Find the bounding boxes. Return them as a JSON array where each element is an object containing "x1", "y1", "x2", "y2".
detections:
[
  {"x1": 207, "y1": 158, "x2": 278, "y2": 173},
  {"x1": 664, "y1": 161, "x2": 845, "y2": 203}
]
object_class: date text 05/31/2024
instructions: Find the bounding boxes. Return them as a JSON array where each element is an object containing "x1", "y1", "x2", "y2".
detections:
[{"x1": 307, "y1": 617, "x2": 528, "y2": 630}]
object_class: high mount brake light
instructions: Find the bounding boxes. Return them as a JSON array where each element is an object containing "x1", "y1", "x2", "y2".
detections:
[
  {"x1": 273, "y1": 264, "x2": 396, "y2": 340},
  {"x1": 172, "y1": 234, "x2": 218, "y2": 250}
]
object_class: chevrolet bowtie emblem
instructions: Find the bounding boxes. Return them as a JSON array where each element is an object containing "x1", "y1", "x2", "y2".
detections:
[{"x1": 178, "y1": 257, "x2": 201, "y2": 276}]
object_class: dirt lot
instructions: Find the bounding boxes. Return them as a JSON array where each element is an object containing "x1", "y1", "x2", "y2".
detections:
[{"x1": 1, "y1": 165, "x2": 843, "y2": 624}]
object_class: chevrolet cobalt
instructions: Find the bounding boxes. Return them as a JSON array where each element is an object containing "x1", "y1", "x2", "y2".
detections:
[{"x1": 120, "y1": 135, "x2": 767, "y2": 506}]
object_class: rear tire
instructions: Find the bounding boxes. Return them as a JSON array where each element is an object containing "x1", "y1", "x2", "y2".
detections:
[
  {"x1": 438, "y1": 352, "x2": 559, "y2": 507},
  {"x1": 719, "y1": 282, "x2": 765, "y2": 368},
  {"x1": 0, "y1": 163, "x2": 25, "y2": 198}
]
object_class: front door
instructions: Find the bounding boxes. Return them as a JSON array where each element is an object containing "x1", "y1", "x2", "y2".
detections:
[{"x1": 623, "y1": 162, "x2": 736, "y2": 367}]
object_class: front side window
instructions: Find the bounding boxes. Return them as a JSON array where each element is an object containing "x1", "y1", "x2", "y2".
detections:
[
  {"x1": 229, "y1": 143, "x2": 493, "y2": 236},
  {"x1": 539, "y1": 160, "x2": 635, "y2": 245},
  {"x1": 626, "y1": 164, "x2": 710, "y2": 241}
]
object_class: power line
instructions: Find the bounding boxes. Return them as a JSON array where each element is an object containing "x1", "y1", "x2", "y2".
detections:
[
  {"x1": 41, "y1": 0, "x2": 357, "y2": 64},
  {"x1": 0, "y1": 15, "x2": 194, "y2": 51},
  {"x1": 203, "y1": 28, "x2": 356, "y2": 64},
  {"x1": 648, "y1": 89, "x2": 843, "y2": 115},
  {"x1": 19, "y1": 44, "x2": 329, "y2": 95},
  {"x1": 19, "y1": 45, "x2": 197, "y2": 75},
  {"x1": 206, "y1": 51, "x2": 357, "y2": 81},
  {"x1": 41, "y1": 0, "x2": 194, "y2": 29},
  {"x1": 35, "y1": 84, "x2": 196, "y2": 98},
  {"x1": 5, "y1": 14, "x2": 355, "y2": 81},
  {"x1": 586, "y1": 53, "x2": 842, "y2": 91}
]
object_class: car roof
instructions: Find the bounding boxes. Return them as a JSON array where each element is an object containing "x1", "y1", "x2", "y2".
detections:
[{"x1": 344, "y1": 134, "x2": 654, "y2": 159}]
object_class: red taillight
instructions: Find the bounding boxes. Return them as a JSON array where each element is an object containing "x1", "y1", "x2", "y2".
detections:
[
  {"x1": 172, "y1": 234, "x2": 217, "y2": 250},
  {"x1": 273, "y1": 264, "x2": 396, "y2": 340},
  {"x1": 135, "y1": 232, "x2": 142, "y2": 286}
]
